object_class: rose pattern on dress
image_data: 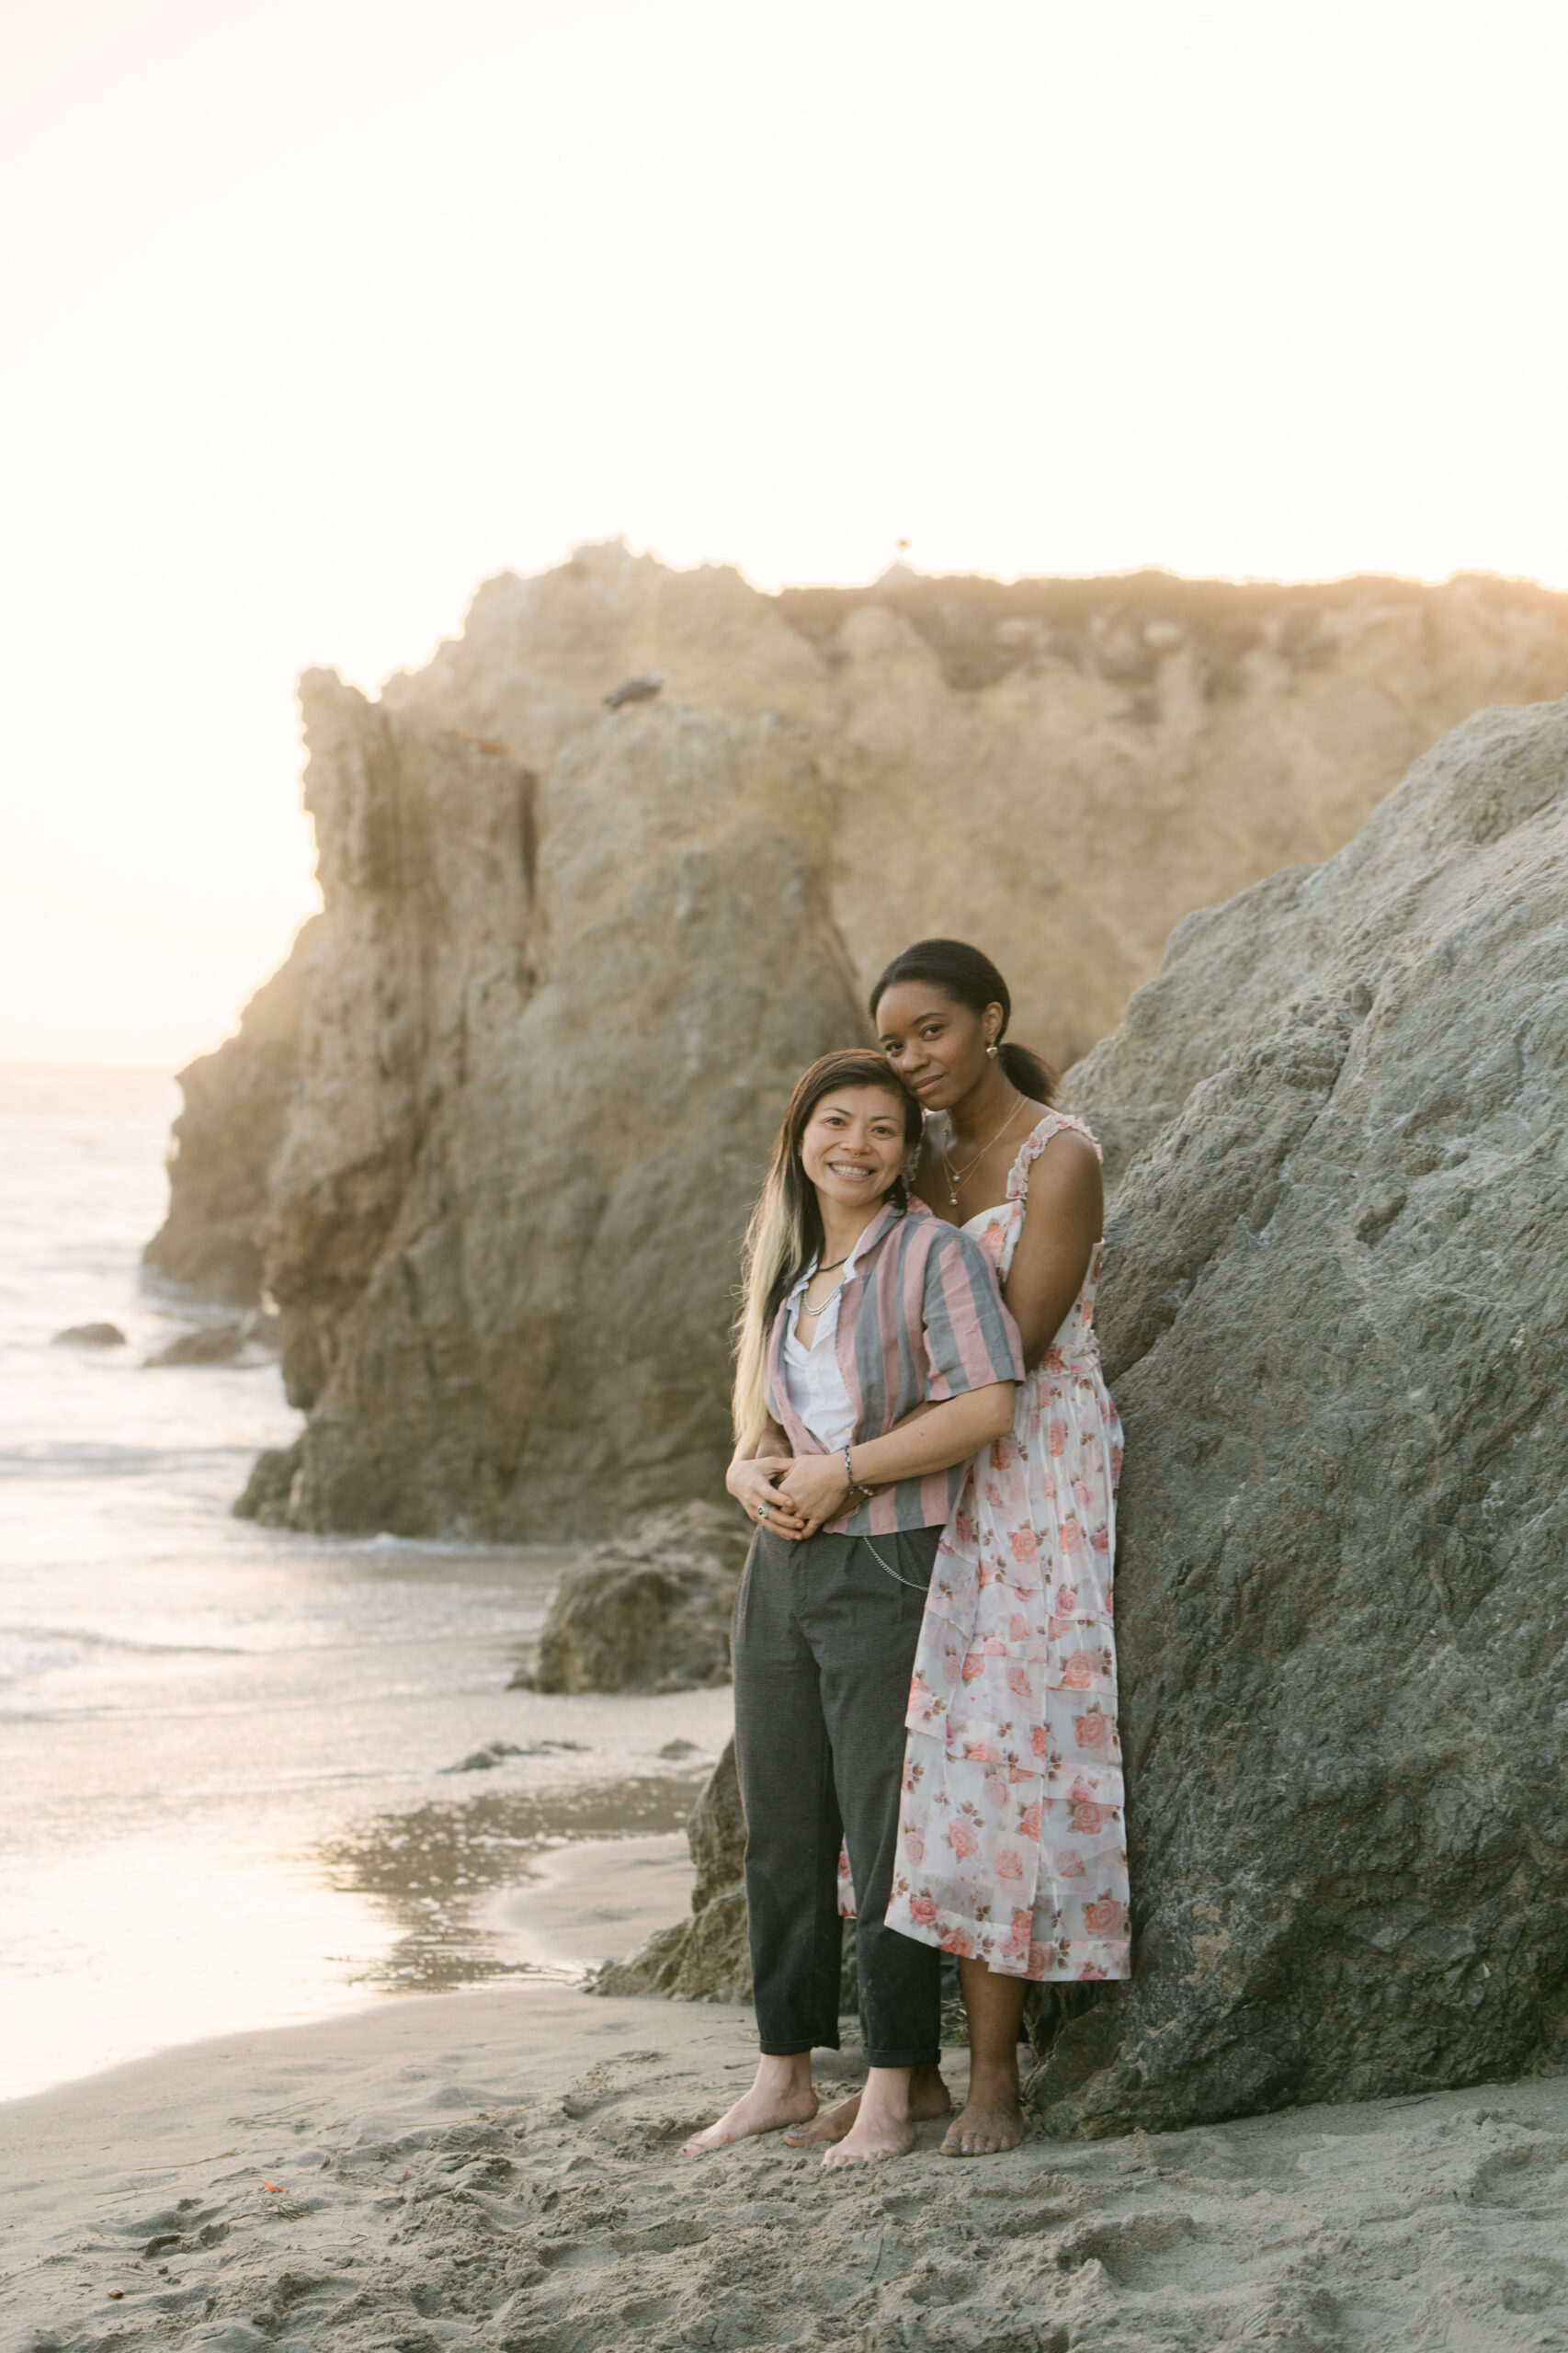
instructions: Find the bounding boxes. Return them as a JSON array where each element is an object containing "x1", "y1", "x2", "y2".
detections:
[{"x1": 870, "y1": 1111, "x2": 1131, "y2": 1981}]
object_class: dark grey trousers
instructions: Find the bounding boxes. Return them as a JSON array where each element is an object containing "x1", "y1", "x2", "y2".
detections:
[{"x1": 732, "y1": 1523, "x2": 943, "y2": 2071}]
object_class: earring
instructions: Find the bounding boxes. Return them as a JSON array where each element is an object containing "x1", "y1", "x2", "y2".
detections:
[{"x1": 986, "y1": 1041, "x2": 998, "y2": 1059}]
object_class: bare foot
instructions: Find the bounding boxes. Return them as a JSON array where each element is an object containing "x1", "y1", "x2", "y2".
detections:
[
  {"x1": 819, "y1": 2068, "x2": 925, "y2": 2169},
  {"x1": 822, "y1": 2108, "x2": 917, "y2": 2167},
  {"x1": 784, "y1": 2063, "x2": 951, "y2": 2147},
  {"x1": 938, "y1": 2082, "x2": 1023, "y2": 2157},
  {"x1": 679, "y1": 2064, "x2": 817, "y2": 2156}
]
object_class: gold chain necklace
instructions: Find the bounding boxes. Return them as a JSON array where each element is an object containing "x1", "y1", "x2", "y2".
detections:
[{"x1": 939, "y1": 1090, "x2": 1027, "y2": 1207}]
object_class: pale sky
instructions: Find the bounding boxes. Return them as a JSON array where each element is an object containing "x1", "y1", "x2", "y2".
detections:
[{"x1": 3, "y1": 0, "x2": 1565, "y2": 1067}]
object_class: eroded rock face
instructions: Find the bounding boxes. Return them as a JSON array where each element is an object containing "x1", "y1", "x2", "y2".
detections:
[
  {"x1": 263, "y1": 676, "x2": 861, "y2": 1538},
  {"x1": 384, "y1": 544, "x2": 1568, "y2": 1069},
  {"x1": 1036, "y1": 695, "x2": 1568, "y2": 2135},
  {"x1": 143, "y1": 917, "x2": 324, "y2": 1304},
  {"x1": 152, "y1": 550, "x2": 1568, "y2": 1538},
  {"x1": 533, "y1": 1505, "x2": 750, "y2": 1694}
]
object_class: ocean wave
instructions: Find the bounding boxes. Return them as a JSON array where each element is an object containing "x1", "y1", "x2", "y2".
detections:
[
  {"x1": 0, "y1": 1636, "x2": 81, "y2": 1684},
  {"x1": 0, "y1": 1441, "x2": 263, "y2": 1480},
  {"x1": 0, "y1": 1621, "x2": 246, "y2": 1664}
]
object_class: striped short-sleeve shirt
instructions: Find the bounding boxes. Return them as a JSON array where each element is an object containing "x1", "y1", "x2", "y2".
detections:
[{"x1": 766, "y1": 1195, "x2": 1023, "y2": 1536}]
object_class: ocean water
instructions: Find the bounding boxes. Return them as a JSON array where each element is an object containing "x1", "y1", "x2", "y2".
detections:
[{"x1": 0, "y1": 1069, "x2": 730, "y2": 2100}]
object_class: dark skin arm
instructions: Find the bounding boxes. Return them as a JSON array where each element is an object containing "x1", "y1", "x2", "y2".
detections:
[{"x1": 998, "y1": 1128, "x2": 1103, "y2": 1370}]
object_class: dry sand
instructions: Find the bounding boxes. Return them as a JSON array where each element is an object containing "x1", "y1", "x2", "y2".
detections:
[{"x1": 4, "y1": 1987, "x2": 1567, "y2": 2352}]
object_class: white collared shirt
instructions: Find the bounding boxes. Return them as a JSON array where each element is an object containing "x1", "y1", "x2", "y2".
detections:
[{"x1": 778, "y1": 1230, "x2": 865, "y2": 1452}]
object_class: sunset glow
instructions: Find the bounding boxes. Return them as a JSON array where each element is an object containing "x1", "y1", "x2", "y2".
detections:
[{"x1": 3, "y1": 0, "x2": 1565, "y2": 1063}]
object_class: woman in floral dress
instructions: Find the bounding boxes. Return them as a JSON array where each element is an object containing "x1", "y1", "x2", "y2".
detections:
[{"x1": 788, "y1": 938, "x2": 1128, "y2": 2159}]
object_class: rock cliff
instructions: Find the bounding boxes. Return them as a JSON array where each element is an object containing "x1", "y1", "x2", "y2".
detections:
[
  {"x1": 252, "y1": 671, "x2": 860, "y2": 1537},
  {"x1": 153, "y1": 551, "x2": 1568, "y2": 1548},
  {"x1": 381, "y1": 546, "x2": 1568, "y2": 1067},
  {"x1": 143, "y1": 915, "x2": 324, "y2": 1304},
  {"x1": 1035, "y1": 692, "x2": 1568, "y2": 2133}
]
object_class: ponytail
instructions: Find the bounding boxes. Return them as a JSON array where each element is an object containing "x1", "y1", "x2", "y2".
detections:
[
  {"x1": 997, "y1": 1039, "x2": 1058, "y2": 1101},
  {"x1": 869, "y1": 938, "x2": 1058, "y2": 1103}
]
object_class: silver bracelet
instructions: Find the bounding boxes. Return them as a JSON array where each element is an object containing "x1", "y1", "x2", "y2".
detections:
[{"x1": 842, "y1": 1442, "x2": 872, "y2": 1507}]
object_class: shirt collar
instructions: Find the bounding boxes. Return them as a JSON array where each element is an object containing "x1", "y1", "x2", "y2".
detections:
[{"x1": 784, "y1": 1208, "x2": 884, "y2": 1303}]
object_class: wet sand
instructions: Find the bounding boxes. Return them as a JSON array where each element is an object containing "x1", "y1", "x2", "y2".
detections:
[{"x1": 4, "y1": 1983, "x2": 1566, "y2": 2351}]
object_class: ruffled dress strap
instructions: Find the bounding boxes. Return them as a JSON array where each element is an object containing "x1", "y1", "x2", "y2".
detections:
[{"x1": 1006, "y1": 1109, "x2": 1102, "y2": 1203}]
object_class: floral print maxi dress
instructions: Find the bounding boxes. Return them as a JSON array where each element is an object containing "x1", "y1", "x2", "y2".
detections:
[{"x1": 880, "y1": 1111, "x2": 1130, "y2": 1981}]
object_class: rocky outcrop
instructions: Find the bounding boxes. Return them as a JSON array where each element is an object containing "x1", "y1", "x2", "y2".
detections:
[
  {"x1": 532, "y1": 1505, "x2": 750, "y2": 1693},
  {"x1": 152, "y1": 550, "x2": 1568, "y2": 1539},
  {"x1": 611, "y1": 696, "x2": 1568, "y2": 2126},
  {"x1": 256, "y1": 674, "x2": 860, "y2": 1539},
  {"x1": 233, "y1": 1438, "x2": 301, "y2": 1523},
  {"x1": 383, "y1": 545, "x2": 1568, "y2": 1068},
  {"x1": 143, "y1": 1321, "x2": 244, "y2": 1367},
  {"x1": 143, "y1": 917, "x2": 324, "y2": 1304},
  {"x1": 1025, "y1": 693, "x2": 1568, "y2": 2134}
]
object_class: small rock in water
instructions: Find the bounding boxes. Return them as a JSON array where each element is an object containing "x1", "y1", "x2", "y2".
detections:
[
  {"x1": 145, "y1": 1322, "x2": 244, "y2": 1368},
  {"x1": 233, "y1": 1439, "x2": 301, "y2": 1524},
  {"x1": 659, "y1": 1739, "x2": 699, "y2": 1759},
  {"x1": 437, "y1": 1738, "x2": 586, "y2": 1775},
  {"x1": 441, "y1": 1742, "x2": 524, "y2": 1774},
  {"x1": 51, "y1": 1322, "x2": 126, "y2": 1347}
]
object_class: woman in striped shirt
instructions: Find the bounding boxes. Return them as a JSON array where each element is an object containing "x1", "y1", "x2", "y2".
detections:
[
  {"x1": 789, "y1": 938, "x2": 1128, "y2": 2163},
  {"x1": 680, "y1": 1047, "x2": 1023, "y2": 2168}
]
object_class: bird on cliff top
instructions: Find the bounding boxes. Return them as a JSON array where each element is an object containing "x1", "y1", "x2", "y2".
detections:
[{"x1": 604, "y1": 671, "x2": 667, "y2": 710}]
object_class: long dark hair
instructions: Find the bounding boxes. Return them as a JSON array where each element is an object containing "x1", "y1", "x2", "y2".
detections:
[
  {"x1": 869, "y1": 938, "x2": 1058, "y2": 1103},
  {"x1": 732, "y1": 1050, "x2": 922, "y2": 1442}
]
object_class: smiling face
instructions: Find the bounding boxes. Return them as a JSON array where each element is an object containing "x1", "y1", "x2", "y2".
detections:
[
  {"x1": 874, "y1": 980, "x2": 1002, "y2": 1111},
  {"x1": 798, "y1": 1085, "x2": 912, "y2": 1213}
]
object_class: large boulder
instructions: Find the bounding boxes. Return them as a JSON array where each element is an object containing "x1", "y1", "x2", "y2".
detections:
[
  {"x1": 261, "y1": 676, "x2": 862, "y2": 1539},
  {"x1": 532, "y1": 1504, "x2": 751, "y2": 1694},
  {"x1": 1033, "y1": 694, "x2": 1568, "y2": 2135}
]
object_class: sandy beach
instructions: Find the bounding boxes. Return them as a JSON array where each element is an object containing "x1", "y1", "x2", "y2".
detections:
[{"x1": 5, "y1": 1984, "x2": 1566, "y2": 2352}]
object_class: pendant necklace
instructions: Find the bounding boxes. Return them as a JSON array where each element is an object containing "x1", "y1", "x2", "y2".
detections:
[
  {"x1": 940, "y1": 1090, "x2": 1027, "y2": 1206},
  {"x1": 799, "y1": 1251, "x2": 850, "y2": 1321}
]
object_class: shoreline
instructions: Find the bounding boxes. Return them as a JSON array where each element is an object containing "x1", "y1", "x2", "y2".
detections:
[
  {"x1": 5, "y1": 1984, "x2": 1565, "y2": 2350},
  {"x1": 3, "y1": 1806, "x2": 707, "y2": 2109}
]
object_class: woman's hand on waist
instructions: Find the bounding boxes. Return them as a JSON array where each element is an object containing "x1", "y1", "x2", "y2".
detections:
[{"x1": 727, "y1": 1452, "x2": 807, "y2": 1539}]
